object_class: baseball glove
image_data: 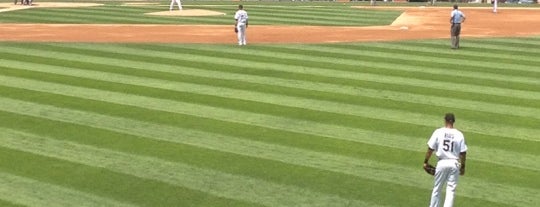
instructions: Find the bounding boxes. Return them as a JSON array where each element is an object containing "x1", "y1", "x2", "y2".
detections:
[
  {"x1": 424, "y1": 164, "x2": 436, "y2": 176},
  {"x1": 234, "y1": 27, "x2": 238, "y2": 33}
]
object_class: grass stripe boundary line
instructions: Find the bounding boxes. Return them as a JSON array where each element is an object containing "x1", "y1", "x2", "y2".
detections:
[
  {"x1": 9, "y1": 52, "x2": 539, "y2": 120},
  {"x1": 1, "y1": 66, "x2": 538, "y2": 142},
  {"x1": 0, "y1": 81, "x2": 538, "y2": 171},
  {"x1": 0, "y1": 172, "x2": 136, "y2": 207},
  {"x1": 0, "y1": 128, "x2": 385, "y2": 207},
  {"x1": 35, "y1": 44, "x2": 540, "y2": 100},
  {"x1": 0, "y1": 102, "x2": 537, "y2": 207}
]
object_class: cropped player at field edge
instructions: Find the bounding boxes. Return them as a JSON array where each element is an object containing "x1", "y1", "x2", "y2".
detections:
[
  {"x1": 424, "y1": 113, "x2": 467, "y2": 207},
  {"x1": 450, "y1": 4, "x2": 466, "y2": 49},
  {"x1": 170, "y1": 0, "x2": 182, "y2": 11},
  {"x1": 234, "y1": 5, "x2": 248, "y2": 46}
]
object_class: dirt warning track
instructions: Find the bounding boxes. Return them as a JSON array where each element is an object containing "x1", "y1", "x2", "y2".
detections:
[{"x1": 1, "y1": 7, "x2": 540, "y2": 43}]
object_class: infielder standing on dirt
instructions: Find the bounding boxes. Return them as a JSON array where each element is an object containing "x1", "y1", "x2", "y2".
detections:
[
  {"x1": 450, "y1": 4, "x2": 466, "y2": 49},
  {"x1": 234, "y1": 5, "x2": 248, "y2": 46},
  {"x1": 424, "y1": 113, "x2": 467, "y2": 207},
  {"x1": 169, "y1": 0, "x2": 182, "y2": 11}
]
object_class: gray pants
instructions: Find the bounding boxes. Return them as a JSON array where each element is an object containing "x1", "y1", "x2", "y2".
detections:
[{"x1": 450, "y1": 23, "x2": 461, "y2": 49}]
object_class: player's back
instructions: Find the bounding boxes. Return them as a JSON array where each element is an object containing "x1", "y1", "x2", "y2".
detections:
[
  {"x1": 428, "y1": 127, "x2": 467, "y2": 160},
  {"x1": 235, "y1": 10, "x2": 248, "y2": 24}
]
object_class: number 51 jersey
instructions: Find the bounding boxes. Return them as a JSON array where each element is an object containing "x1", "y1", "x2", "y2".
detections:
[{"x1": 427, "y1": 127, "x2": 468, "y2": 160}]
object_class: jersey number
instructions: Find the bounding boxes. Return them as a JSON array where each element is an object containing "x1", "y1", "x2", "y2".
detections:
[{"x1": 443, "y1": 140, "x2": 454, "y2": 152}]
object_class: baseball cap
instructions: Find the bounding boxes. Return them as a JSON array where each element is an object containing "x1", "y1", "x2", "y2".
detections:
[{"x1": 445, "y1": 113, "x2": 455, "y2": 123}]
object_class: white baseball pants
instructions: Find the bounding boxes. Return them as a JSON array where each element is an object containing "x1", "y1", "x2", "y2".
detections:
[
  {"x1": 237, "y1": 24, "x2": 247, "y2": 45},
  {"x1": 170, "y1": 0, "x2": 182, "y2": 11},
  {"x1": 429, "y1": 159, "x2": 460, "y2": 207}
]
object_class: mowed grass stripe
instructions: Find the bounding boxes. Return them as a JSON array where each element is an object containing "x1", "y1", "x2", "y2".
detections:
[
  {"x1": 469, "y1": 37, "x2": 540, "y2": 50},
  {"x1": 407, "y1": 40, "x2": 540, "y2": 55},
  {"x1": 2, "y1": 48, "x2": 536, "y2": 141},
  {"x1": 0, "y1": 112, "x2": 448, "y2": 207},
  {"x1": 0, "y1": 12, "x2": 93, "y2": 24},
  {"x1": 315, "y1": 44, "x2": 540, "y2": 76},
  {"x1": 368, "y1": 41, "x2": 540, "y2": 66},
  {"x1": 2, "y1": 75, "x2": 539, "y2": 171},
  {"x1": 247, "y1": 9, "x2": 396, "y2": 25},
  {"x1": 3, "y1": 62, "x2": 538, "y2": 159},
  {"x1": 29, "y1": 42, "x2": 540, "y2": 123},
  {"x1": 21, "y1": 9, "x2": 166, "y2": 24},
  {"x1": 0, "y1": 3, "x2": 399, "y2": 26},
  {"x1": 0, "y1": 128, "x2": 385, "y2": 207},
  {"x1": 0, "y1": 199, "x2": 24, "y2": 207},
  {"x1": 0, "y1": 147, "x2": 263, "y2": 207},
  {"x1": 7, "y1": 43, "x2": 538, "y2": 112},
  {"x1": 39, "y1": 43, "x2": 540, "y2": 103},
  {"x1": 176, "y1": 44, "x2": 539, "y2": 89},
  {"x1": 4, "y1": 44, "x2": 540, "y2": 134},
  {"x1": 2, "y1": 44, "x2": 538, "y2": 125},
  {"x1": 486, "y1": 36, "x2": 540, "y2": 43},
  {"x1": 316, "y1": 43, "x2": 540, "y2": 78},
  {"x1": 0, "y1": 98, "x2": 537, "y2": 207},
  {"x1": 2, "y1": 63, "x2": 539, "y2": 146},
  {"x1": 0, "y1": 172, "x2": 136, "y2": 207},
  {"x1": 31, "y1": 42, "x2": 535, "y2": 115},
  {"x1": 2, "y1": 108, "x2": 534, "y2": 207}
]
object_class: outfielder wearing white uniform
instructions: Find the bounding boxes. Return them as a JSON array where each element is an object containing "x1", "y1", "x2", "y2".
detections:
[
  {"x1": 424, "y1": 113, "x2": 467, "y2": 207},
  {"x1": 170, "y1": 0, "x2": 182, "y2": 11},
  {"x1": 234, "y1": 5, "x2": 248, "y2": 46}
]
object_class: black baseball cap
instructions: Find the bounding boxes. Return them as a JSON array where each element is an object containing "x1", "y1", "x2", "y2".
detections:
[{"x1": 445, "y1": 113, "x2": 455, "y2": 123}]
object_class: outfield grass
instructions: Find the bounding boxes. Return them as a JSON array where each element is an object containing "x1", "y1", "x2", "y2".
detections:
[
  {"x1": 0, "y1": 37, "x2": 539, "y2": 206},
  {"x1": 0, "y1": 0, "x2": 539, "y2": 206},
  {"x1": 0, "y1": 1, "x2": 402, "y2": 25}
]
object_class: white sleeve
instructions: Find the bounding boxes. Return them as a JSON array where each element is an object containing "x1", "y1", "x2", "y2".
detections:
[
  {"x1": 234, "y1": 11, "x2": 239, "y2": 20},
  {"x1": 427, "y1": 130, "x2": 438, "y2": 150},
  {"x1": 459, "y1": 137, "x2": 468, "y2": 153}
]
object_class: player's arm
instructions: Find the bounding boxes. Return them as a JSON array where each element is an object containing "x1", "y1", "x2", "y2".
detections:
[
  {"x1": 423, "y1": 147, "x2": 434, "y2": 167},
  {"x1": 459, "y1": 151, "x2": 466, "y2": 175}
]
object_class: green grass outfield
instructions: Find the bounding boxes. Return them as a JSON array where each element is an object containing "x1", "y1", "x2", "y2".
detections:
[
  {"x1": 0, "y1": 1, "x2": 402, "y2": 25},
  {"x1": 0, "y1": 38, "x2": 539, "y2": 207},
  {"x1": 0, "y1": 1, "x2": 539, "y2": 207}
]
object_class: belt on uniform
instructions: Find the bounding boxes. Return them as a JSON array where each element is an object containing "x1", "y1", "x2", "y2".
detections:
[{"x1": 439, "y1": 158, "x2": 458, "y2": 161}]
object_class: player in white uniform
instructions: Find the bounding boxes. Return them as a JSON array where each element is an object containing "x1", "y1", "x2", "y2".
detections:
[
  {"x1": 234, "y1": 5, "x2": 248, "y2": 46},
  {"x1": 424, "y1": 113, "x2": 467, "y2": 207},
  {"x1": 170, "y1": 0, "x2": 182, "y2": 11}
]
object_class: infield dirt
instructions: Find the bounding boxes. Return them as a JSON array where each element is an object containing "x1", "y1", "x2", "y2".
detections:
[{"x1": 1, "y1": 6, "x2": 540, "y2": 43}]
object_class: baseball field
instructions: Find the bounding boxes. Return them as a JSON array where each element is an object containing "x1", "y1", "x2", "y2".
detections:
[{"x1": 0, "y1": 0, "x2": 539, "y2": 207}]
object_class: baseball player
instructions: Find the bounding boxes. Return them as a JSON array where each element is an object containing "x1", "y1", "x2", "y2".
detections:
[
  {"x1": 14, "y1": 0, "x2": 31, "y2": 5},
  {"x1": 492, "y1": 0, "x2": 498, "y2": 13},
  {"x1": 234, "y1": 5, "x2": 248, "y2": 46},
  {"x1": 423, "y1": 113, "x2": 467, "y2": 207},
  {"x1": 450, "y1": 4, "x2": 466, "y2": 49},
  {"x1": 169, "y1": 0, "x2": 182, "y2": 11}
]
